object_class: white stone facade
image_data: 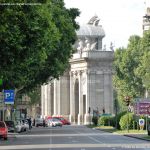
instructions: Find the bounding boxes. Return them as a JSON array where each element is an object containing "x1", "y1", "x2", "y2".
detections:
[{"x1": 41, "y1": 16, "x2": 114, "y2": 125}]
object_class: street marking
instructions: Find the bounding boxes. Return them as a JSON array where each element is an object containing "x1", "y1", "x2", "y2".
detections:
[
  {"x1": 71, "y1": 140, "x2": 78, "y2": 143},
  {"x1": 87, "y1": 135, "x2": 103, "y2": 143},
  {"x1": 0, "y1": 143, "x2": 150, "y2": 149},
  {"x1": 16, "y1": 133, "x2": 113, "y2": 137}
]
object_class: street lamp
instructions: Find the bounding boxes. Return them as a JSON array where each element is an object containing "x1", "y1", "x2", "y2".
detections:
[{"x1": 124, "y1": 96, "x2": 131, "y2": 132}]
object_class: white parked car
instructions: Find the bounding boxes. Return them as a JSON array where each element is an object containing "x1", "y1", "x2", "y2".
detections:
[
  {"x1": 35, "y1": 118, "x2": 45, "y2": 127},
  {"x1": 22, "y1": 119, "x2": 29, "y2": 131},
  {"x1": 15, "y1": 120, "x2": 24, "y2": 133},
  {"x1": 47, "y1": 118, "x2": 62, "y2": 127},
  {"x1": 15, "y1": 120, "x2": 29, "y2": 133}
]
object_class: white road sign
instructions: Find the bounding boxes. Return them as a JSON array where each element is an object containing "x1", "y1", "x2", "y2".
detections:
[{"x1": 139, "y1": 119, "x2": 145, "y2": 126}]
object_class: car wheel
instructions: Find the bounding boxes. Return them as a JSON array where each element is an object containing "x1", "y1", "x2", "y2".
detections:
[{"x1": 4, "y1": 137, "x2": 7, "y2": 140}]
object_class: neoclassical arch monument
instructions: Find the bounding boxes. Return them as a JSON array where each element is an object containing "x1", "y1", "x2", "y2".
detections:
[{"x1": 41, "y1": 16, "x2": 114, "y2": 124}]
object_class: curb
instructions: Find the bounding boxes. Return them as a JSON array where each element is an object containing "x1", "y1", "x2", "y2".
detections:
[
  {"x1": 94, "y1": 128, "x2": 150, "y2": 141},
  {"x1": 124, "y1": 134, "x2": 150, "y2": 142}
]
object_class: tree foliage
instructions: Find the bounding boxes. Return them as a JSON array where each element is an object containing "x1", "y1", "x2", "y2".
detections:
[
  {"x1": 135, "y1": 30, "x2": 150, "y2": 91},
  {"x1": 27, "y1": 86, "x2": 41, "y2": 105},
  {"x1": 119, "y1": 112, "x2": 134, "y2": 130},
  {"x1": 0, "y1": 0, "x2": 80, "y2": 93},
  {"x1": 98, "y1": 116, "x2": 112, "y2": 126},
  {"x1": 113, "y1": 35, "x2": 144, "y2": 109}
]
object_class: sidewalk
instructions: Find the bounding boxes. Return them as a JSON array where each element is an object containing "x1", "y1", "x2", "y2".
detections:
[
  {"x1": 123, "y1": 133, "x2": 150, "y2": 141},
  {"x1": 95, "y1": 127, "x2": 150, "y2": 141}
]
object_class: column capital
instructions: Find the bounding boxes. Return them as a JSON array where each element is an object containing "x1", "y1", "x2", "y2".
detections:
[{"x1": 70, "y1": 71, "x2": 76, "y2": 77}]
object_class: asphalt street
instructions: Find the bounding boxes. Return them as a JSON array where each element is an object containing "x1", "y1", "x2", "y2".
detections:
[{"x1": 0, "y1": 125, "x2": 150, "y2": 150}]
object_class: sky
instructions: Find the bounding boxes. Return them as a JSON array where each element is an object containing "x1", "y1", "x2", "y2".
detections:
[{"x1": 64, "y1": 0, "x2": 150, "y2": 49}]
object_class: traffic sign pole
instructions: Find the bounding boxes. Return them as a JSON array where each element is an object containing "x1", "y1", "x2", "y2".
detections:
[{"x1": 2, "y1": 90, "x2": 4, "y2": 121}]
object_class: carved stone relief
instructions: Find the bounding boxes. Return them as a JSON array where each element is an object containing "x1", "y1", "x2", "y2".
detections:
[{"x1": 76, "y1": 37, "x2": 97, "y2": 53}]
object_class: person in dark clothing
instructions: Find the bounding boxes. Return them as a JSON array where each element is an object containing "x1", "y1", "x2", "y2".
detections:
[
  {"x1": 43, "y1": 119, "x2": 46, "y2": 127},
  {"x1": 27, "y1": 118, "x2": 32, "y2": 130},
  {"x1": 33, "y1": 118, "x2": 35, "y2": 126}
]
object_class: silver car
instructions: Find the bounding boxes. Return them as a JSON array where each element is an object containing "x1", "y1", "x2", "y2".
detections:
[{"x1": 47, "y1": 118, "x2": 62, "y2": 127}]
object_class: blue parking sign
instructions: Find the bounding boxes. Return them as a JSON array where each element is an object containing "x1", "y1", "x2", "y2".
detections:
[{"x1": 4, "y1": 90, "x2": 15, "y2": 104}]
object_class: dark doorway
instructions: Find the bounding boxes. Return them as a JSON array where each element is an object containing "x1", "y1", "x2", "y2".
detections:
[{"x1": 83, "y1": 95, "x2": 86, "y2": 114}]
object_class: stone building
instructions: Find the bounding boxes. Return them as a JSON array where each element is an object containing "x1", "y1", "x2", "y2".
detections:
[
  {"x1": 143, "y1": 0, "x2": 150, "y2": 32},
  {"x1": 143, "y1": 7, "x2": 150, "y2": 31},
  {"x1": 41, "y1": 16, "x2": 114, "y2": 125}
]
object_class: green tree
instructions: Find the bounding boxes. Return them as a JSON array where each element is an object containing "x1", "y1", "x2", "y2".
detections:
[
  {"x1": 0, "y1": 0, "x2": 80, "y2": 94},
  {"x1": 113, "y1": 35, "x2": 144, "y2": 111},
  {"x1": 27, "y1": 86, "x2": 41, "y2": 105},
  {"x1": 135, "y1": 30, "x2": 150, "y2": 94}
]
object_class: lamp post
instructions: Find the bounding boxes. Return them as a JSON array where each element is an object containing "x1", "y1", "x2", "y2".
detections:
[{"x1": 124, "y1": 96, "x2": 131, "y2": 133}]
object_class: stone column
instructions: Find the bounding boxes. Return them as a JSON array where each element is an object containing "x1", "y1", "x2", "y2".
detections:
[
  {"x1": 84, "y1": 70, "x2": 91, "y2": 125},
  {"x1": 47, "y1": 83, "x2": 50, "y2": 116},
  {"x1": 57, "y1": 79, "x2": 61, "y2": 115},
  {"x1": 90, "y1": 71, "x2": 96, "y2": 110},
  {"x1": 78, "y1": 70, "x2": 83, "y2": 125},
  {"x1": 47, "y1": 82, "x2": 53, "y2": 116},
  {"x1": 53, "y1": 80, "x2": 57, "y2": 116},
  {"x1": 60, "y1": 73, "x2": 70, "y2": 117},
  {"x1": 45, "y1": 85, "x2": 48, "y2": 117},
  {"x1": 41, "y1": 85, "x2": 44, "y2": 117},
  {"x1": 103, "y1": 70, "x2": 113, "y2": 114},
  {"x1": 95, "y1": 70, "x2": 104, "y2": 114},
  {"x1": 69, "y1": 71, "x2": 74, "y2": 123}
]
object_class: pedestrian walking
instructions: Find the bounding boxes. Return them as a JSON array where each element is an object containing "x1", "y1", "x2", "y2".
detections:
[{"x1": 27, "y1": 118, "x2": 32, "y2": 130}]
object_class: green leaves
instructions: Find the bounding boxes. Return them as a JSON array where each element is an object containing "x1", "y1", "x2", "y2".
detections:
[
  {"x1": 113, "y1": 36, "x2": 144, "y2": 109},
  {"x1": 0, "y1": 0, "x2": 80, "y2": 93}
]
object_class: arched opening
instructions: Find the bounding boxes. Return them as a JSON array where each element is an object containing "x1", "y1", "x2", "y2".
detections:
[{"x1": 74, "y1": 79, "x2": 79, "y2": 123}]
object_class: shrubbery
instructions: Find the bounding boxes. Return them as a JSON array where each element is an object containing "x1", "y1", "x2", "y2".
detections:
[
  {"x1": 94, "y1": 110, "x2": 150, "y2": 131},
  {"x1": 94, "y1": 111, "x2": 147, "y2": 131},
  {"x1": 98, "y1": 116, "x2": 115, "y2": 126},
  {"x1": 119, "y1": 113, "x2": 134, "y2": 130},
  {"x1": 92, "y1": 116, "x2": 98, "y2": 125},
  {"x1": 115, "y1": 111, "x2": 127, "y2": 129}
]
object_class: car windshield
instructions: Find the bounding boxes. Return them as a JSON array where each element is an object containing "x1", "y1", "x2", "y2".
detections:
[
  {"x1": 0, "y1": 122, "x2": 5, "y2": 128},
  {"x1": 5, "y1": 121, "x2": 14, "y2": 127},
  {"x1": 52, "y1": 118, "x2": 60, "y2": 122}
]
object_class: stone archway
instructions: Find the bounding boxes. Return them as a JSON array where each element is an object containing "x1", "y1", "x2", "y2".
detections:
[{"x1": 74, "y1": 79, "x2": 79, "y2": 123}]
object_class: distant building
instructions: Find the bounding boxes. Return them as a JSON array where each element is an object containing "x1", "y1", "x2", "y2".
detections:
[
  {"x1": 41, "y1": 16, "x2": 114, "y2": 125},
  {"x1": 143, "y1": 7, "x2": 150, "y2": 31}
]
